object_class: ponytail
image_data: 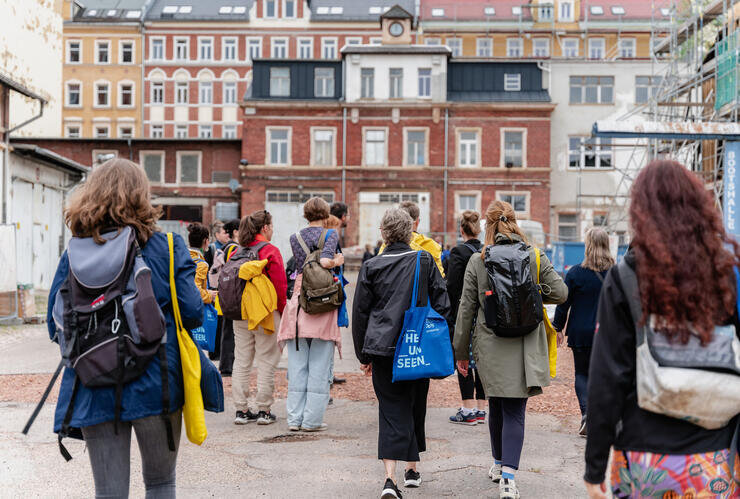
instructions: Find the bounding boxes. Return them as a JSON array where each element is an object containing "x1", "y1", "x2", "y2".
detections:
[{"x1": 238, "y1": 210, "x2": 272, "y2": 246}]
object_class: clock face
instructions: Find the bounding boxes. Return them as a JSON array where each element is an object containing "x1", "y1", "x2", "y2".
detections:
[{"x1": 389, "y1": 22, "x2": 404, "y2": 37}]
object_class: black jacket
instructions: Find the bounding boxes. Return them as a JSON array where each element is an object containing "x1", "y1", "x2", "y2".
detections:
[
  {"x1": 445, "y1": 239, "x2": 483, "y2": 327},
  {"x1": 585, "y1": 250, "x2": 738, "y2": 484},
  {"x1": 352, "y1": 242, "x2": 452, "y2": 364},
  {"x1": 552, "y1": 263, "x2": 608, "y2": 348}
]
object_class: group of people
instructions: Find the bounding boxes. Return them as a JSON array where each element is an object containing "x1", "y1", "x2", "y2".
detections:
[{"x1": 42, "y1": 156, "x2": 738, "y2": 499}]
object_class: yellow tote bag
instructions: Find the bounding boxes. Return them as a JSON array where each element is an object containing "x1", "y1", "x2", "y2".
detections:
[
  {"x1": 535, "y1": 248, "x2": 558, "y2": 379},
  {"x1": 167, "y1": 233, "x2": 207, "y2": 445}
]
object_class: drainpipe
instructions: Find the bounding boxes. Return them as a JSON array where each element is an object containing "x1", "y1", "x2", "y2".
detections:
[
  {"x1": 342, "y1": 107, "x2": 347, "y2": 203},
  {"x1": 537, "y1": 61, "x2": 551, "y2": 94},
  {"x1": 141, "y1": 22, "x2": 146, "y2": 139},
  {"x1": 443, "y1": 108, "x2": 449, "y2": 244}
]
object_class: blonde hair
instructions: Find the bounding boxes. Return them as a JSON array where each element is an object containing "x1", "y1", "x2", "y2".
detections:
[
  {"x1": 583, "y1": 227, "x2": 615, "y2": 272},
  {"x1": 66, "y1": 158, "x2": 161, "y2": 245},
  {"x1": 323, "y1": 215, "x2": 342, "y2": 230},
  {"x1": 480, "y1": 201, "x2": 527, "y2": 259}
]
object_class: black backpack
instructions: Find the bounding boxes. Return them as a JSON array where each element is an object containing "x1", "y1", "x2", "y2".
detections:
[
  {"x1": 482, "y1": 242, "x2": 543, "y2": 337},
  {"x1": 217, "y1": 242, "x2": 268, "y2": 320},
  {"x1": 23, "y1": 227, "x2": 174, "y2": 460}
]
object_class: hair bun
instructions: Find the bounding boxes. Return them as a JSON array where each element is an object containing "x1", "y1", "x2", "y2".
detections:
[{"x1": 463, "y1": 211, "x2": 480, "y2": 223}]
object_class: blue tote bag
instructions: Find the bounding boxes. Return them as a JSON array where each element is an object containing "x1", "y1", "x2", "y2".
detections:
[
  {"x1": 392, "y1": 252, "x2": 455, "y2": 382},
  {"x1": 191, "y1": 303, "x2": 218, "y2": 352}
]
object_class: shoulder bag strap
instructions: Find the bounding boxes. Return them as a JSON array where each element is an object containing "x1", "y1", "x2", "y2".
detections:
[
  {"x1": 295, "y1": 231, "x2": 311, "y2": 256},
  {"x1": 318, "y1": 228, "x2": 328, "y2": 251},
  {"x1": 594, "y1": 269, "x2": 606, "y2": 284},
  {"x1": 616, "y1": 260, "x2": 646, "y2": 346},
  {"x1": 463, "y1": 242, "x2": 479, "y2": 255},
  {"x1": 534, "y1": 246, "x2": 541, "y2": 286},
  {"x1": 410, "y1": 251, "x2": 422, "y2": 308}
]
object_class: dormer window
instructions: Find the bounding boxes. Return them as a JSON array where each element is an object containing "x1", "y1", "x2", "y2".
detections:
[
  {"x1": 484, "y1": 7, "x2": 495, "y2": 15},
  {"x1": 432, "y1": 8, "x2": 445, "y2": 17},
  {"x1": 611, "y1": 6, "x2": 625, "y2": 15},
  {"x1": 316, "y1": 6, "x2": 329, "y2": 14},
  {"x1": 590, "y1": 6, "x2": 603, "y2": 15},
  {"x1": 559, "y1": 1, "x2": 574, "y2": 21},
  {"x1": 512, "y1": 6, "x2": 522, "y2": 15},
  {"x1": 505, "y1": 73, "x2": 522, "y2": 91}
]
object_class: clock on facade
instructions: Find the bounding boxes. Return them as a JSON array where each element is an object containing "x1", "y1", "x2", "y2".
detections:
[{"x1": 389, "y1": 22, "x2": 404, "y2": 37}]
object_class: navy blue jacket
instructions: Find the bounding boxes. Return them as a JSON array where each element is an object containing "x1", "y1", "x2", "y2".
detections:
[
  {"x1": 552, "y1": 263, "x2": 608, "y2": 348},
  {"x1": 47, "y1": 232, "x2": 206, "y2": 433}
]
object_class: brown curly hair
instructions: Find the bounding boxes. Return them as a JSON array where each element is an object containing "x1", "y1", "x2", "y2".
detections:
[{"x1": 629, "y1": 160, "x2": 740, "y2": 344}]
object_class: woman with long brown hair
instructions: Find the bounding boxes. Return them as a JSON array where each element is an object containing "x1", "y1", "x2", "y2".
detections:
[
  {"x1": 584, "y1": 160, "x2": 740, "y2": 498},
  {"x1": 552, "y1": 227, "x2": 614, "y2": 436},
  {"x1": 47, "y1": 159, "x2": 211, "y2": 497},
  {"x1": 454, "y1": 200, "x2": 567, "y2": 499}
]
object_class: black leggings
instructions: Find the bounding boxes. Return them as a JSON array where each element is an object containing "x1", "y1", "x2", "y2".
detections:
[
  {"x1": 572, "y1": 347, "x2": 591, "y2": 417},
  {"x1": 457, "y1": 368, "x2": 486, "y2": 401},
  {"x1": 488, "y1": 397, "x2": 528, "y2": 470}
]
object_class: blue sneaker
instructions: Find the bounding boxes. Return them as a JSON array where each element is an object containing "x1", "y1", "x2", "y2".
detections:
[
  {"x1": 449, "y1": 409, "x2": 478, "y2": 425},
  {"x1": 476, "y1": 410, "x2": 487, "y2": 424}
]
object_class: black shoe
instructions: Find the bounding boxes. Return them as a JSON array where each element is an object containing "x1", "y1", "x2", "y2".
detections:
[
  {"x1": 381, "y1": 478, "x2": 403, "y2": 499},
  {"x1": 234, "y1": 410, "x2": 258, "y2": 425},
  {"x1": 257, "y1": 411, "x2": 277, "y2": 425},
  {"x1": 404, "y1": 469, "x2": 421, "y2": 488},
  {"x1": 328, "y1": 397, "x2": 334, "y2": 405},
  {"x1": 333, "y1": 376, "x2": 346, "y2": 384}
]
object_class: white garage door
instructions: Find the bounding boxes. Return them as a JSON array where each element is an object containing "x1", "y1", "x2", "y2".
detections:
[
  {"x1": 264, "y1": 191, "x2": 335, "y2": 263},
  {"x1": 358, "y1": 192, "x2": 430, "y2": 248}
]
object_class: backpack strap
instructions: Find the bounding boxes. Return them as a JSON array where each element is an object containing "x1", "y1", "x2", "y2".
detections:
[
  {"x1": 251, "y1": 241, "x2": 269, "y2": 256},
  {"x1": 22, "y1": 360, "x2": 64, "y2": 438},
  {"x1": 295, "y1": 232, "x2": 311, "y2": 256},
  {"x1": 616, "y1": 260, "x2": 646, "y2": 346},
  {"x1": 318, "y1": 228, "x2": 329, "y2": 251},
  {"x1": 463, "y1": 242, "x2": 480, "y2": 255},
  {"x1": 58, "y1": 374, "x2": 79, "y2": 461}
]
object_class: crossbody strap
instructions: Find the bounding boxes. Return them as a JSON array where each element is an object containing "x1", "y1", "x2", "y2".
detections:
[{"x1": 616, "y1": 260, "x2": 646, "y2": 345}]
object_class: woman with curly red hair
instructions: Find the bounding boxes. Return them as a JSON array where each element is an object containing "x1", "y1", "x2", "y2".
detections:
[{"x1": 584, "y1": 160, "x2": 740, "y2": 498}]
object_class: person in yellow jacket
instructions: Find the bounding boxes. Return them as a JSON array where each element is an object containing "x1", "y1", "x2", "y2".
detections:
[
  {"x1": 378, "y1": 200, "x2": 445, "y2": 277},
  {"x1": 187, "y1": 223, "x2": 216, "y2": 304}
]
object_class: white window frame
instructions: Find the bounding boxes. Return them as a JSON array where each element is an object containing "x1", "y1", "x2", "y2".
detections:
[
  {"x1": 271, "y1": 37, "x2": 288, "y2": 58},
  {"x1": 370, "y1": 37, "x2": 382, "y2": 45},
  {"x1": 496, "y1": 191, "x2": 531, "y2": 218},
  {"x1": 118, "y1": 81, "x2": 135, "y2": 108},
  {"x1": 361, "y1": 67, "x2": 374, "y2": 99},
  {"x1": 175, "y1": 81, "x2": 188, "y2": 104},
  {"x1": 389, "y1": 68, "x2": 403, "y2": 99},
  {"x1": 95, "y1": 40, "x2": 110, "y2": 64},
  {"x1": 362, "y1": 127, "x2": 389, "y2": 167},
  {"x1": 199, "y1": 81, "x2": 213, "y2": 104},
  {"x1": 174, "y1": 37, "x2": 190, "y2": 61},
  {"x1": 119, "y1": 39, "x2": 135, "y2": 64},
  {"x1": 175, "y1": 125, "x2": 188, "y2": 138},
  {"x1": 94, "y1": 80, "x2": 111, "y2": 108},
  {"x1": 424, "y1": 37, "x2": 441, "y2": 46},
  {"x1": 198, "y1": 37, "x2": 214, "y2": 61},
  {"x1": 568, "y1": 136, "x2": 613, "y2": 170},
  {"x1": 533, "y1": 38, "x2": 550, "y2": 57},
  {"x1": 455, "y1": 191, "x2": 482, "y2": 217},
  {"x1": 283, "y1": 0, "x2": 297, "y2": 18},
  {"x1": 538, "y1": 4, "x2": 553, "y2": 21},
  {"x1": 446, "y1": 38, "x2": 462, "y2": 57},
  {"x1": 150, "y1": 37, "x2": 165, "y2": 61},
  {"x1": 223, "y1": 81, "x2": 237, "y2": 104},
  {"x1": 150, "y1": 124, "x2": 164, "y2": 138},
  {"x1": 504, "y1": 73, "x2": 522, "y2": 91},
  {"x1": 139, "y1": 150, "x2": 165, "y2": 184},
  {"x1": 222, "y1": 37, "x2": 238, "y2": 61},
  {"x1": 177, "y1": 150, "x2": 202, "y2": 184},
  {"x1": 151, "y1": 81, "x2": 164, "y2": 104},
  {"x1": 618, "y1": 38, "x2": 636, "y2": 58},
  {"x1": 65, "y1": 80, "x2": 82, "y2": 108},
  {"x1": 476, "y1": 37, "x2": 492, "y2": 57},
  {"x1": 247, "y1": 37, "x2": 262, "y2": 62},
  {"x1": 94, "y1": 125, "x2": 111, "y2": 138},
  {"x1": 269, "y1": 66, "x2": 290, "y2": 97},
  {"x1": 588, "y1": 38, "x2": 605, "y2": 59},
  {"x1": 222, "y1": 125, "x2": 237, "y2": 139},
  {"x1": 266, "y1": 127, "x2": 292, "y2": 166},
  {"x1": 297, "y1": 37, "x2": 313, "y2": 59},
  {"x1": 403, "y1": 127, "x2": 429, "y2": 167},
  {"x1": 559, "y1": 0, "x2": 574, "y2": 21},
  {"x1": 456, "y1": 128, "x2": 481, "y2": 168},
  {"x1": 198, "y1": 125, "x2": 212, "y2": 138},
  {"x1": 310, "y1": 127, "x2": 337, "y2": 167},
  {"x1": 117, "y1": 124, "x2": 134, "y2": 138},
  {"x1": 558, "y1": 213, "x2": 579, "y2": 241},
  {"x1": 65, "y1": 124, "x2": 81, "y2": 138},
  {"x1": 500, "y1": 128, "x2": 527, "y2": 168},
  {"x1": 507, "y1": 38, "x2": 523, "y2": 57},
  {"x1": 314, "y1": 67, "x2": 335, "y2": 97},
  {"x1": 570, "y1": 76, "x2": 614, "y2": 104},
  {"x1": 345, "y1": 37, "x2": 362, "y2": 46},
  {"x1": 562, "y1": 38, "x2": 579, "y2": 57},
  {"x1": 263, "y1": 0, "x2": 277, "y2": 18},
  {"x1": 321, "y1": 38, "x2": 338, "y2": 59},
  {"x1": 66, "y1": 39, "x2": 82, "y2": 64},
  {"x1": 635, "y1": 75, "x2": 662, "y2": 104},
  {"x1": 418, "y1": 68, "x2": 432, "y2": 98}
]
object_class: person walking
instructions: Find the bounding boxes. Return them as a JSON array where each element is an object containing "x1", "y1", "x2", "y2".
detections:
[
  {"x1": 446, "y1": 211, "x2": 487, "y2": 425},
  {"x1": 353, "y1": 208, "x2": 452, "y2": 499},
  {"x1": 218, "y1": 219, "x2": 241, "y2": 376},
  {"x1": 188, "y1": 222, "x2": 217, "y2": 306},
  {"x1": 584, "y1": 160, "x2": 740, "y2": 499},
  {"x1": 46, "y1": 158, "x2": 206, "y2": 498},
  {"x1": 552, "y1": 227, "x2": 614, "y2": 436},
  {"x1": 276, "y1": 197, "x2": 344, "y2": 432},
  {"x1": 232, "y1": 210, "x2": 287, "y2": 426},
  {"x1": 454, "y1": 200, "x2": 567, "y2": 499}
]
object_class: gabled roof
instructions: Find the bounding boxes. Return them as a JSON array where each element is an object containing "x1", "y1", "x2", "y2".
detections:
[
  {"x1": 145, "y1": 0, "x2": 253, "y2": 21},
  {"x1": 310, "y1": 0, "x2": 415, "y2": 22},
  {"x1": 381, "y1": 4, "x2": 413, "y2": 20}
]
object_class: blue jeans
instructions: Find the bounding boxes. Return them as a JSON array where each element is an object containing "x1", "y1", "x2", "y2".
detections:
[{"x1": 286, "y1": 338, "x2": 334, "y2": 429}]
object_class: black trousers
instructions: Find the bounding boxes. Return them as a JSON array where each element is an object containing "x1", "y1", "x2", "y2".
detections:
[
  {"x1": 371, "y1": 355, "x2": 429, "y2": 462},
  {"x1": 219, "y1": 318, "x2": 235, "y2": 375},
  {"x1": 457, "y1": 367, "x2": 486, "y2": 401}
]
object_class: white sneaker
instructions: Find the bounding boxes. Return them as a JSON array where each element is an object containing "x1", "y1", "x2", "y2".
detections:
[
  {"x1": 301, "y1": 423, "x2": 328, "y2": 432},
  {"x1": 500, "y1": 478, "x2": 520, "y2": 499},
  {"x1": 288, "y1": 425, "x2": 301, "y2": 432},
  {"x1": 488, "y1": 462, "x2": 502, "y2": 483}
]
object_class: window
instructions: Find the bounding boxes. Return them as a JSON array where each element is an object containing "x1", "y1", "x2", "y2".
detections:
[
  {"x1": 150, "y1": 124, "x2": 163, "y2": 138},
  {"x1": 559, "y1": 0, "x2": 574, "y2": 21},
  {"x1": 476, "y1": 38, "x2": 492, "y2": 57},
  {"x1": 119, "y1": 126, "x2": 133, "y2": 138},
  {"x1": 538, "y1": 4, "x2": 553, "y2": 21},
  {"x1": 406, "y1": 130, "x2": 426, "y2": 166},
  {"x1": 425, "y1": 38, "x2": 441, "y2": 46},
  {"x1": 364, "y1": 129, "x2": 387, "y2": 166},
  {"x1": 198, "y1": 38, "x2": 213, "y2": 60},
  {"x1": 95, "y1": 82, "x2": 110, "y2": 107},
  {"x1": 504, "y1": 73, "x2": 521, "y2": 91},
  {"x1": 446, "y1": 38, "x2": 462, "y2": 57},
  {"x1": 512, "y1": 6, "x2": 522, "y2": 15},
  {"x1": 558, "y1": 214, "x2": 578, "y2": 241},
  {"x1": 247, "y1": 38, "x2": 262, "y2": 61},
  {"x1": 418, "y1": 68, "x2": 431, "y2": 98},
  {"x1": 322, "y1": 38, "x2": 337, "y2": 59},
  {"x1": 199, "y1": 81, "x2": 213, "y2": 104},
  {"x1": 533, "y1": 38, "x2": 550, "y2": 57},
  {"x1": 120, "y1": 41, "x2": 134, "y2": 63},
  {"x1": 95, "y1": 125, "x2": 110, "y2": 138},
  {"x1": 223, "y1": 125, "x2": 237, "y2": 139},
  {"x1": 271, "y1": 38, "x2": 287, "y2": 58},
  {"x1": 563, "y1": 38, "x2": 579, "y2": 57},
  {"x1": 370, "y1": 37, "x2": 381, "y2": 45},
  {"x1": 389, "y1": 68, "x2": 403, "y2": 98},
  {"x1": 151, "y1": 81, "x2": 164, "y2": 104},
  {"x1": 312, "y1": 129, "x2": 334, "y2": 166},
  {"x1": 458, "y1": 130, "x2": 479, "y2": 167},
  {"x1": 119, "y1": 82, "x2": 134, "y2": 107},
  {"x1": 314, "y1": 67, "x2": 334, "y2": 97},
  {"x1": 507, "y1": 38, "x2": 523, "y2": 57},
  {"x1": 65, "y1": 125, "x2": 81, "y2": 138},
  {"x1": 431, "y1": 8, "x2": 444, "y2": 17},
  {"x1": 502, "y1": 130, "x2": 525, "y2": 167},
  {"x1": 456, "y1": 193, "x2": 481, "y2": 214},
  {"x1": 345, "y1": 37, "x2": 362, "y2": 46},
  {"x1": 175, "y1": 38, "x2": 189, "y2": 60},
  {"x1": 635, "y1": 76, "x2": 662, "y2": 104},
  {"x1": 176, "y1": 82, "x2": 188, "y2": 104},
  {"x1": 96, "y1": 40, "x2": 110, "y2": 63},
  {"x1": 590, "y1": 5, "x2": 604, "y2": 15},
  {"x1": 223, "y1": 82, "x2": 237, "y2": 104},
  {"x1": 611, "y1": 6, "x2": 625, "y2": 15},
  {"x1": 151, "y1": 38, "x2": 164, "y2": 60},
  {"x1": 570, "y1": 76, "x2": 614, "y2": 104},
  {"x1": 223, "y1": 38, "x2": 237, "y2": 61},
  {"x1": 268, "y1": 128, "x2": 290, "y2": 165},
  {"x1": 497, "y1": 192, "x2": 529, "y2": 216},
  {"x1": 199, "y1": 125, "x2": 212, "y2": 138},
  {"x1": 270, "y1": 67, "x2": 290, "y2": 96},
  {"x1": 264, "y1": 0, "x2": 276, "y2": 18},
  {"x1": 66, "y1": 82, "x2": 81, "y2": 107},
  {"x1": 361, "y1": 68, "x2": 374, "y2": 98},
  {"x1": 568, "y1": 137, "x2": 612, "y2": 169},
  {"x1": 588, "y1": 38, "x2": 605, "y2": 59},
  {"x1": 67, "y1": 40, "x2": 81, "y2": 63},
  {"x1": 618, "y1": 38, "x2": 636, "y2": 58},
  {"x1": 284, "y1": 0, "x2": 296, "y2": 18},
  {"x1": 175, "y1": 125, "x2": 188, "y2": 138},
  {"x1": 298, "y1": 38, "x2": 313, "y2": 59},
  {"x1": 140, "y1": 152, "x2": 164, "y2": 183},
  {"x1": 593, "y1": 213, "x2": 608, "y2": 227},
  {"x1": 178, "y1": 152, "x2": 201, "y2": 183}
]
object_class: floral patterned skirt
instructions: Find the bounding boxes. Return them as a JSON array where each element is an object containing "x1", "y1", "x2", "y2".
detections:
[{"x1": 610, "y1": 448, "x2": 739, "y2": 498}]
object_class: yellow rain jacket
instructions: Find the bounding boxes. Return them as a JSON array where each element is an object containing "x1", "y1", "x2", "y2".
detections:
[
  {"x1": 189, "y1": 249, "x2": 213, "y2": 305},
  {"x1": 379, "y1": 232, "x2": 445, "y2": 277},
  {"x1": 238, "y1": 259, "x2": 278, "y2": 333}
]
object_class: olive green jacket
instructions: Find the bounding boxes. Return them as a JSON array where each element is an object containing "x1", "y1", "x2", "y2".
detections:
[{"x1": 453, "y1": 235, "x2": 568, "y2": 398}]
